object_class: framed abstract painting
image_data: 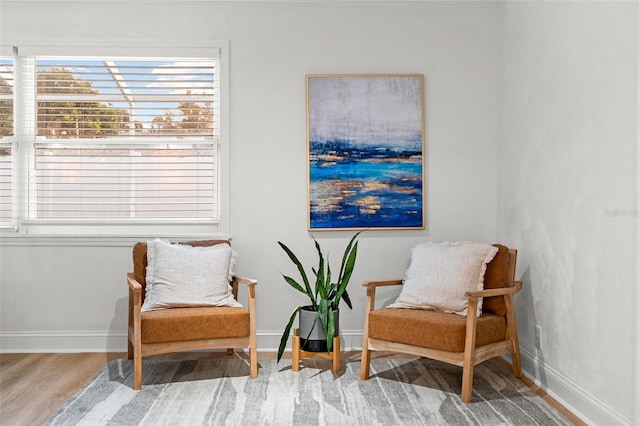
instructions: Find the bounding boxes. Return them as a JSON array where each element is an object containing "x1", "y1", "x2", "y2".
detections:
[{"x1": 307, "y1": 74, "x2": 425, "y2": 231}]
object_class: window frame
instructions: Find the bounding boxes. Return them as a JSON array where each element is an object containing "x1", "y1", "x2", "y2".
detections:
[
  {"x1": 0, "y1": 40, "x2": 230, "y2": 238},
  {"x1": 0, "y1": 46, "x2": 15, "y2": 230}
]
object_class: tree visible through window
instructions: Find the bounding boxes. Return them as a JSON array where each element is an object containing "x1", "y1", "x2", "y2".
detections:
[
  {"x1": 0, "y1": 56, "x2": 13, "y2": 227},
  {"x1": 36, "y1": 65, "x2": 215, "y2": 139},
  {"x1": 37, "y1": 66, "x2": 130, "y2": 138},
  {"x1": 0, "y1": 64, "x2": 12, "y2": 137}
]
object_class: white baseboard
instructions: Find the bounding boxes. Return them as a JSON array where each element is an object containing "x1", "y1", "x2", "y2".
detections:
[
  {"x1": 1, "y1": 331, "x2": 632, "y2": 426},
  {"x1": 0, "y1": 331, "x2": 129, "y2": 352},
  {"x1": 518, "y1": 347, "x2": 633, "y2": 426}
]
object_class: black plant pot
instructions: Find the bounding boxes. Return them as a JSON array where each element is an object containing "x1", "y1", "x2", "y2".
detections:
[{"x1": 298, "y1": 305, "x2": 340, "y2": 352}]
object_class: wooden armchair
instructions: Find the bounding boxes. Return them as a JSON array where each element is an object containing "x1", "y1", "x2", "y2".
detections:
[
  {"x1": 360, "y1": 244, "x2": 522, "y2": 403},
  {"x1": 127, "y1": 240, "x2": 258, "y2": 390}
]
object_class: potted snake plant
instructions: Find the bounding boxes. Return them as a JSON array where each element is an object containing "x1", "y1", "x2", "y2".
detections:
[{"x1": 277, "y1": 231, "x2": 362, "y2": 362}]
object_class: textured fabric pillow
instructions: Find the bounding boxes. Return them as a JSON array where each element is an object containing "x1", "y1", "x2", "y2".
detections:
[
  {"x1": 141, "y1": 239, "x2": 241, "y2": 312},
  {"x1": 388, "y1": 241, "x2": 498, "y2": 317}
]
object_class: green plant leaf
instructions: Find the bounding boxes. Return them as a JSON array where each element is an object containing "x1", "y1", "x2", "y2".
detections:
[
  {"x1": 277, "y1": 306, "x2": 302, "y2": 363},
  {"x1": 326, "y1": 308, "x2": 335, "y2": 353},
  {"x1": 281, "y1": 274, "x2": 306, "y2": 295},
  {"x1": 333, "y1": 240, "x2": 358, "y2": 308},
  {"x1": 314, "y1": 274, "x2": 325, "y2": 303},
  {"x1": 340, "y1": 288, "x2": 353, "y2": 310},
  {"x1": 313, "y1": 238, "x2": 327, "y2": 301},
  {"x1": 337, "y1": 230, "x2": 362, "y2": 283},
  {"x1": 279, "y1": 241, "x2": 316, "y2": 309},
  {"x1": 327, "y1": 283, "x2": 338, "y2": 301},
  {"x1": 303, "y1": 310, "x2": 322, "y2": 342},
  {"x1": 317, "y1": 299, "x2": 329, "y2": 335}
]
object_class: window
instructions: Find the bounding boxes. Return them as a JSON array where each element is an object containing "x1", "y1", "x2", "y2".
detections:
[
  {"x1": 2, "y1": 43, "x2": 229, "y2": 235},
  {"x1": 0, "y1": 49, "x2": 14, "y2": 228}
]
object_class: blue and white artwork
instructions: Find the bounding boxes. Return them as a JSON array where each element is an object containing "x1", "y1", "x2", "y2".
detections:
[{"x1": 307, "y1": 75, "x2": 425, "y2": 230}]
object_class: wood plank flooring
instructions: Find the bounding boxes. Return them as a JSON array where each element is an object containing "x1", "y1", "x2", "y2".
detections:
[
  {"x1": 0, "y1": 352, "x2": 586, "y2": 426},
  {"x1": 1, "y1": 353, "x2": 123, "y2": 426}
]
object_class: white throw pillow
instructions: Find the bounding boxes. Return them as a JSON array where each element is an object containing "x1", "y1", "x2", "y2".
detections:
[
  {"x1": 141, "y1": 239, "x2": 241, "y2": 312},
  {"x1": 388, "y1": 241, "x2": 498, "y2": 317}
]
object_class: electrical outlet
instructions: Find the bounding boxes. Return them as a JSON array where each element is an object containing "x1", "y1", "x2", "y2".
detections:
[{"x1": 535, "y1": 326, "x2": 542, "y2": 349}]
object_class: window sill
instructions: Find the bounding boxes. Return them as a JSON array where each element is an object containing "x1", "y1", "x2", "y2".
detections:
[
  {"x1": 0, "y1": 234, "x2": 231, "y2": 247},
  {"x1": 0, "y1": 222, "x2": 229, "y2": 247}
]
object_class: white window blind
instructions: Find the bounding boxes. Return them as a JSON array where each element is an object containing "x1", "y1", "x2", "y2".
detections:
[
  {"x1": 0, "y1": 52, "x2": 14, "y2": 228},
  {"x1": 28, "y1": 56, "x2": 219, "y2": 222}
]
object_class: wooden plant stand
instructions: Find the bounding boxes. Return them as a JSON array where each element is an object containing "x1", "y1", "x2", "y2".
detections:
[{"x1": 291, "y1": 328, "x2": 341, "y2": 373}]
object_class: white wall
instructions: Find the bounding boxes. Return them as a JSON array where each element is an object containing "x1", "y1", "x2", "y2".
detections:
[
  {"x1": 0, "y1": 1, "x2": 499, "y2": 350},
  {"x1": 498, "y1": 1, "x2": 638, "y2": 424}
]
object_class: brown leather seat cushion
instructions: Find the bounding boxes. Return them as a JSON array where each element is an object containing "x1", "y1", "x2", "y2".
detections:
[
  {"x1": 368, "y1": 308, "x2": 507, "y2": 353},
  {"x1": 141, "y1": 306, "x2": 250, "y2": 344}
]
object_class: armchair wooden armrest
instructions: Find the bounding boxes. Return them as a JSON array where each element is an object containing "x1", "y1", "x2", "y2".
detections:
[
  {"x1": 363, "y1": 279, "x2": 403, "y2": 288},
  {"x1": 127, "y1": 273, "x2": 142, "y2": 292},
  {"x1": 232, "y1": 276, "x2": 257, "y2": 312},
  {"x1": 229, "y1": 275, "x2": 257, "y2": 301},
  {"x1": 363, "y1": 279, "x2": 403, "y2": 313},
  {"x1": 465, "y1": 281, "x2": 522, "y2": 299},
  {"x1": 127, "y1": 273, "x2": 142, "y2": 307},
  {"x1": 233, "y1": 276, "x2": 257, "y2": 288},
  {"x1": 126, "y1": 273, "x2": 142, "y2": 364}
]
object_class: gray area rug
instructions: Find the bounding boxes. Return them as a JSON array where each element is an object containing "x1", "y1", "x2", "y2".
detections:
[{"x1": 45, "y1": 357, "x2": 571, "y2": 425}]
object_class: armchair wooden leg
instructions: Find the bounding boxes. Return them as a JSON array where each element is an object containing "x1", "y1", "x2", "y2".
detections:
[
  {"x1": 461, "y1": 363, "x2": 474, "y2": 403},
  {"x1": 226, "y1": 348, "x2": 234, "y2": 355},
  {"x1": 361, "y1": 292, "x2": 374, "y2": 380},
  {"x1": 249, "y1": 345, "x2": 258, "y2": 378},
  {"x1": 461, "y1": 297, "x2": 479, "y2": 403},
  {"x1": 133, "y1": 349, "x2": 142, "y2": 390},
  {"x1": 360, "y1": 316, "x2": 373, "y2": 380},
  {"x1": 360, "y1": 341, "x2": 371, "y2": 380},
  {"x1": 512, "y1": 343, "x2": 523, "y2": 378},
  {"x1": 505, "y1": 294, "x2": 523, "y2": 378}
]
